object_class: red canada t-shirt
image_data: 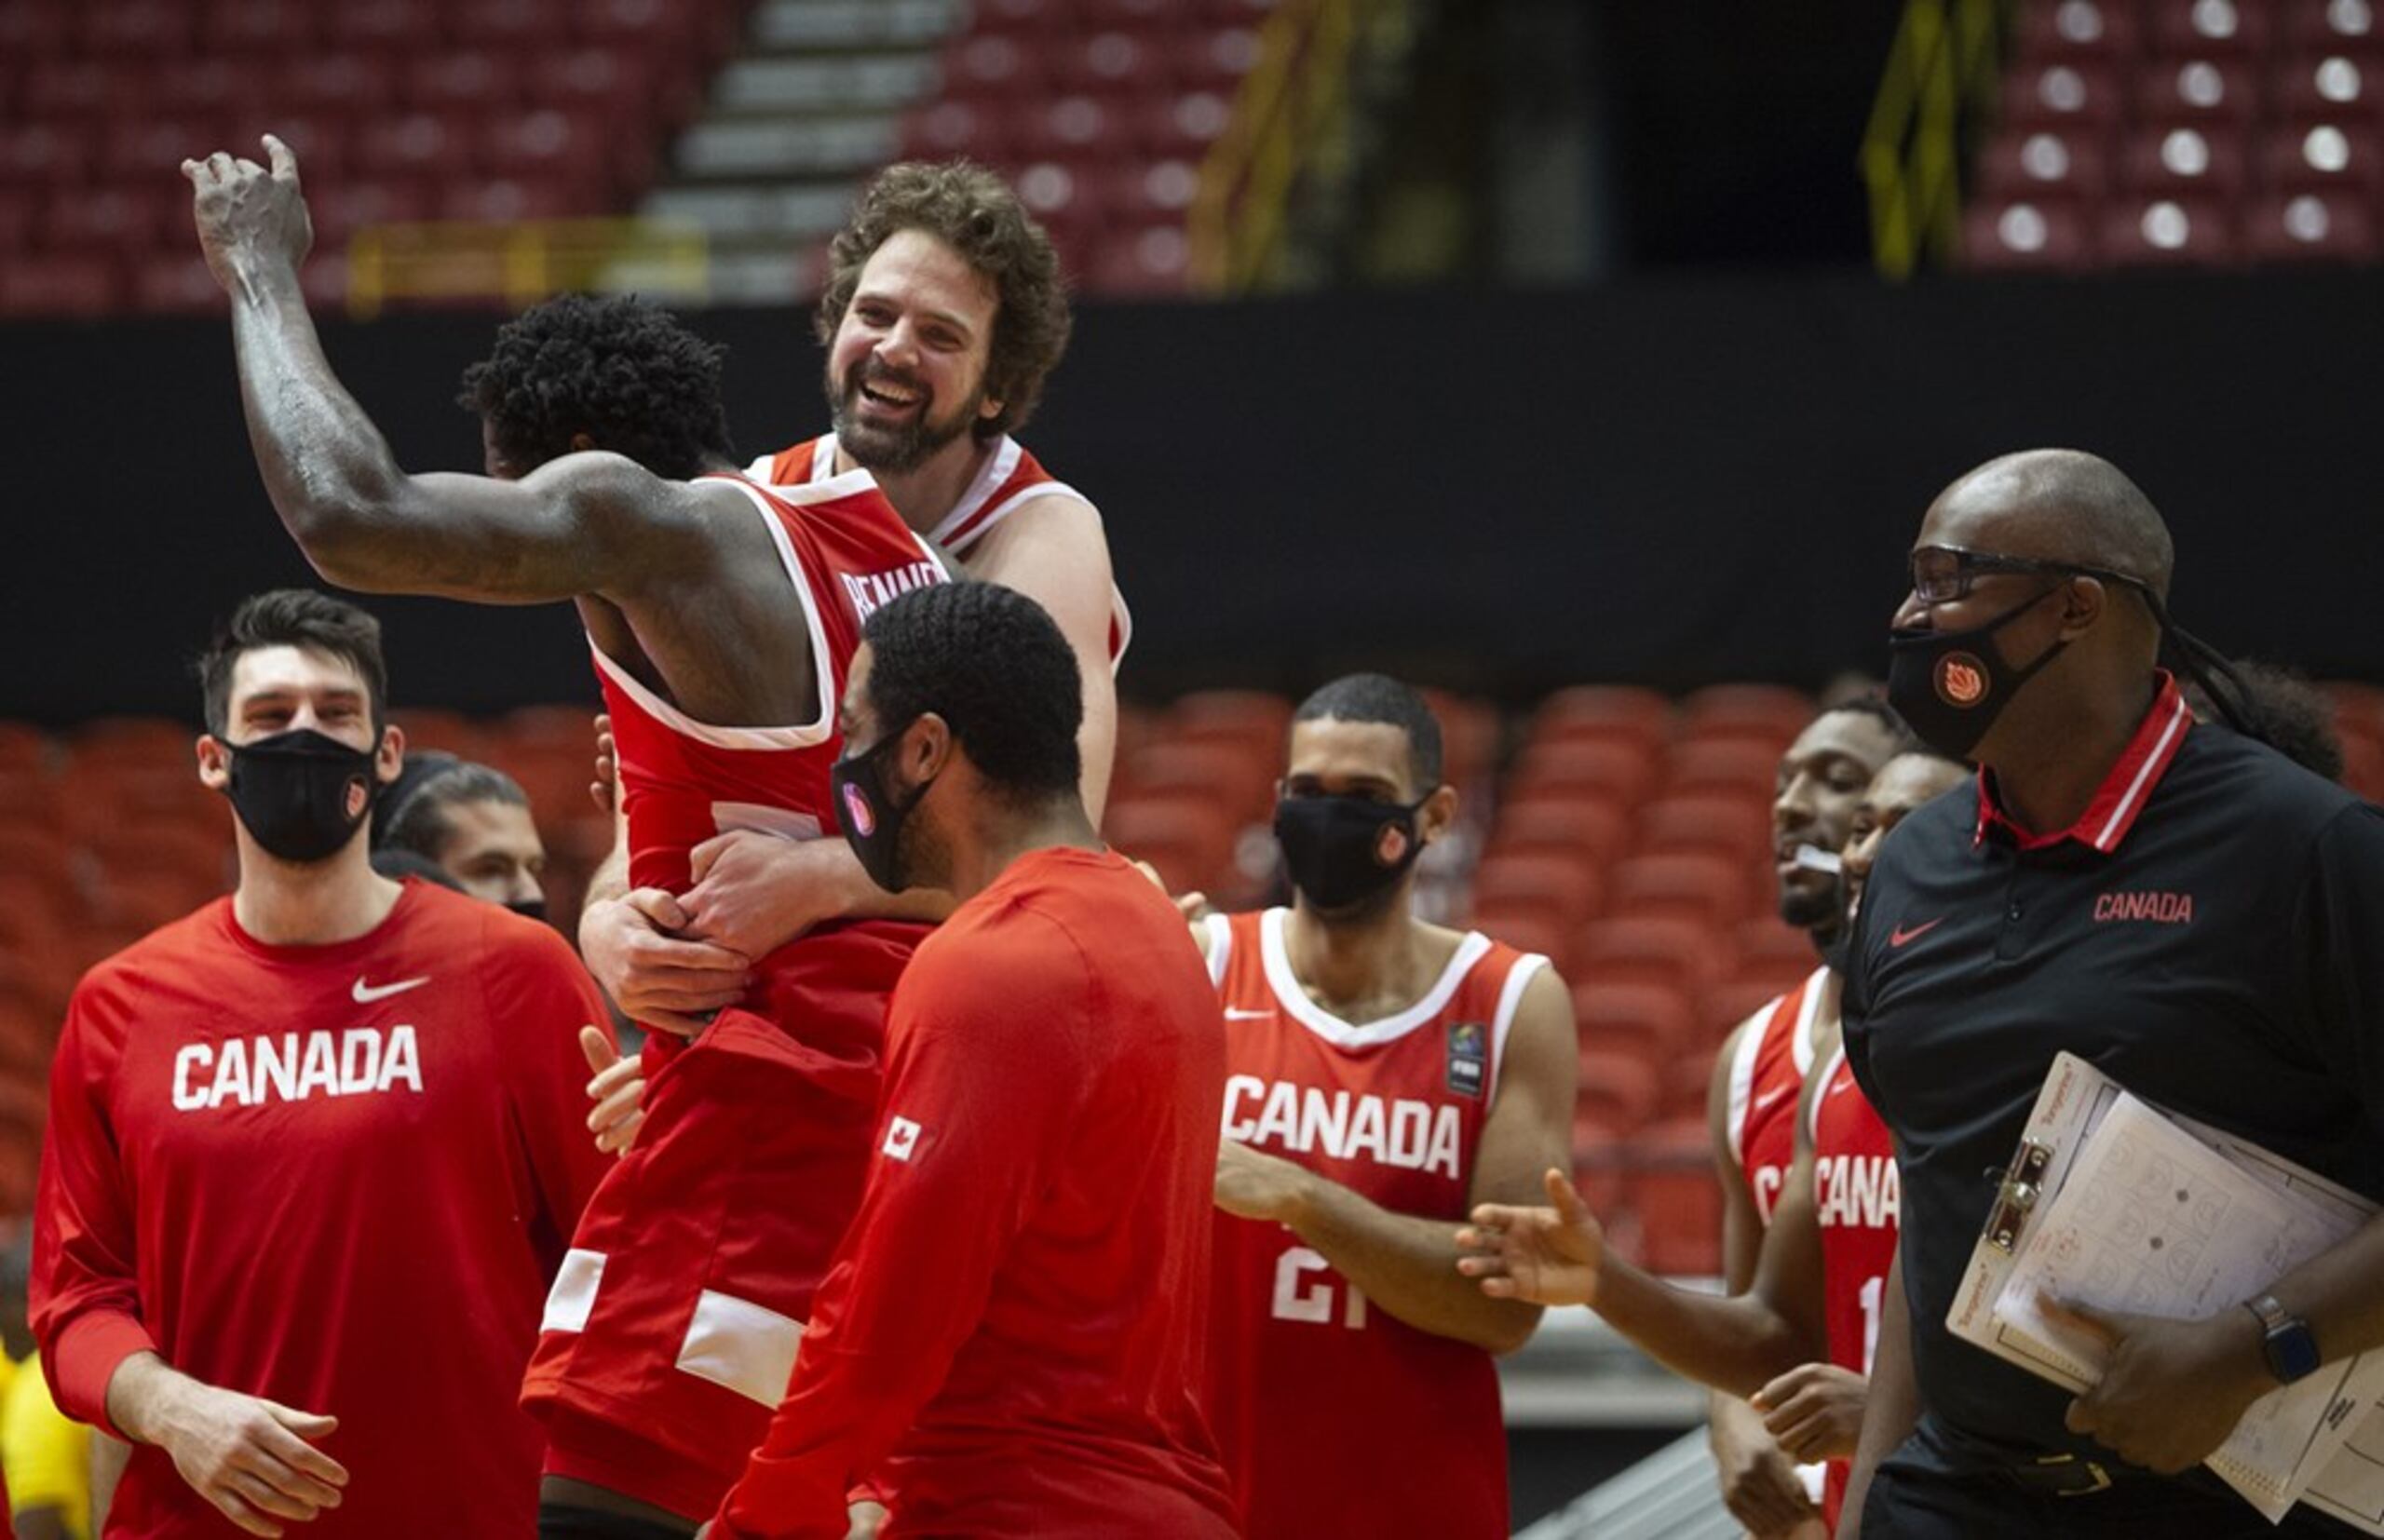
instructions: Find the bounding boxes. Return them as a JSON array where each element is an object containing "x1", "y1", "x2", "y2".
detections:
[{"x1": 32, "y1": 881, "x2": 614, "y2": 1538}]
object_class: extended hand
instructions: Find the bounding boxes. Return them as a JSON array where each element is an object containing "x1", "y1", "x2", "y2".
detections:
[
  {"x1": 153, "y1": 1381, "x2": 346, "y2": 1537},
  {"x1": 578, "y1": 887, "x2": 752, "y2": 1037},
  {"x1": 1455, "y1": 1167, "x2": 1604, "y2": 1307},
  {"x1": 580, "y1": 1026, "x2": 645, "y2": 1155},
  {"x1": 682, "y1": 831, "x2": 858, "y2": 961},
  {"x1": 1753, "y1": 1362, "x2": 1869, "y2": 1463},
  {"x1": 2046, "y1": 1294, "x2": 2272, "y2": 1474},
  {"x1": 184, "y1": 135, "x2": 313, "y2": 292},
  {"x1": 1213, "y1": 1139, "x2": 1311, "y2": 1224},
  {"x1": 1710, "y1": 1426, "x2": 1822, "y2": 1536}
]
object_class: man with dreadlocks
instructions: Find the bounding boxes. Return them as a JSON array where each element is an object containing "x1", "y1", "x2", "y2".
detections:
[
  {"x1": 187, "y1": 137, "x2": 956, "y2": 1538},
  {"x1": 1820, "y1": 449, "x2": 2384, "y2": 1537}
]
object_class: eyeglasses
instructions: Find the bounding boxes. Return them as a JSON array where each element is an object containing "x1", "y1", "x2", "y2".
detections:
[{"x1": 1906, "y1": 546, "x2": 2143, "y2": 605}]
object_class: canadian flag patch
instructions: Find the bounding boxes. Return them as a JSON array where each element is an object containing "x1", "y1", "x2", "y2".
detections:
[{"x1": 883, "y1": 1115, "x2": 922, "y2": 1162}]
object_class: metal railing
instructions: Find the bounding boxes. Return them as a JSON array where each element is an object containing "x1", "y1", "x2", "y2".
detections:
[
  {"x1": 1860, "y1": 0, "x2": 2004, "y2": 278},
  {"x1": 345, "y1": 218, "x2": 709, "y2": 318},
  {"x1": 1188, "y1": 0, "x2": 1400, "y2": 294}
]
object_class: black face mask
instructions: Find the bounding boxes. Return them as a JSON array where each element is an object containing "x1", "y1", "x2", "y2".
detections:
[
  {"x1": 1275, "y1": 791, "x2": 1430, "y2": 918},
  {"x1": 223, "y1": 728, "x2": 384, "y2": 864},
  {"x1": 1886, "y1": 587, "x2": 2069, "y2": 760},
  {"x1": 832, "y1": 718, "x2": 929, "y2": 894}
]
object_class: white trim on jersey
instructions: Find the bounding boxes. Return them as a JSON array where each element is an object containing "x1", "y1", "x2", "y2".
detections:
[
  {"x1": 1808, "y1": 1042, "x2": 1849, "y2": 1146},
  {"x1": 1790, "y1": 964, "x2": 1829, "y2": 1078},
  {"x1": 580, "y1": 478, "x2": 841, "y2": 751},
  {"x1": 924, "y1": 435, "x2": 1024, "y2": 547},
  {"x1": 1483, "y1": 951, "x2": 1549, "y2": 1118},
  {"x1": 1257, "y1": 907, "x2": 1494, "y2": 1048},
  {"x1": 1724, "y1": 995, "x2": 1771, "y2": 1169},
  {"x1": 1200, "y1": 912, "x2": 1233, "y2": 987}
]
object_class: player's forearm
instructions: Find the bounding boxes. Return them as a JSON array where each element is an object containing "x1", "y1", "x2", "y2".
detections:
[
  {"x1": 1708, "y1": 1384, "x2": 1772, "y2": 1460},
  {"x1": 227, "y1": 263, "x2": 416, "y2": 584},
  {"x1": 583, "y1": 832, "x2": 630, "y2": 912},
  {"x1": 101, "y1": 1352, "x2": 198, "y2": 1449},
  {"x1": 1836, "y1": 1250, "x2": 1915, "y2": 1540},
  {"x1": 1587, "y1": 1256, "x2": 1813, "y2": 1398},
  {"x1": 1288, "y1": 1173, "x2": 1542, "y2": 1354}
]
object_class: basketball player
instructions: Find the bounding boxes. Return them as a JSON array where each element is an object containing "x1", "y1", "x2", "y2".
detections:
[
  {"x1": 582, "y1": 159, "x2": 1124, "y2": 1027},
  {"x1": 706, "y1": 584, "x2": 1235, "y2": 1539},
  {"x1": 31, "y1": 590, "x2": 613, "y2": 1537},
  {"x1": 187, "y1": 142, "x2": 950, "y2": 1535},
  {"x1": 376, "y1": 754, "x2": 549, "y2": 917},
  {"x1": 1453, "y1": 749, "x2": 1966, "y2": 1533},
  {"x1": 1702, "y1": 703, "x2": 1908, "y2": 1536},
  {"x1": 1196, "y1": 674, "x2": 1576, "y2": 1538}
]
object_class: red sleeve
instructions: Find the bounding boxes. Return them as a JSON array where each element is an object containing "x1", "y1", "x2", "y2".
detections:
[
  {"x1": 30, "y1": 976, "x2": 156, "y2": 1439},
  {"x1": 712, "y1": 920, "x2": 1090, "y2": 1540},
  {"x1": 484, "y1": 920, "x2": 617, "y2": 1270}
]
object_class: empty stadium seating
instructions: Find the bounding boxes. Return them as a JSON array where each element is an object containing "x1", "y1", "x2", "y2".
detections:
[
  {"x1": 1971, "y1": 0, "x2": 2384, "y2": 269},
  {"x1": 5, "y1": 676, "x2": 2378, "y2": 1256},
  {"x1": 0, "y1": 0, "x2": 742, "y2": 315}
]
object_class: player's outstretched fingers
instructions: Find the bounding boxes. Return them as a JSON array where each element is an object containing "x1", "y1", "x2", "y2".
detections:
[
  {"x1": 263, "y1": 132, "x2": 299, "y2": 183},
  {"x1": 579, "y1": 1024, "x2": 620, "y2": 1076},
  {"x1": 209, "y1": 1486, "x2": 284, "y2": 1540},
  {"x1": 225, "y1": 1465, "x2": 326, "y2": 1523}
]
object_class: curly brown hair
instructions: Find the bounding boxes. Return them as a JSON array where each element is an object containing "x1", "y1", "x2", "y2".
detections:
[{"x1": 815, "y1": 161, "x2": 1072, "y2": 441}]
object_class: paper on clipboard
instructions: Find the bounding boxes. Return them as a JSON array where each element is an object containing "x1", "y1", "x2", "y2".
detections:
[{"x1": 1945, "y1": 1052, "x2": 2384, "y2": 1530}]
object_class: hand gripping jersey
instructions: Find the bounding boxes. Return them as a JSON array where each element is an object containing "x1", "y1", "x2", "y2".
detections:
[
  {"x1": 524, "y1": 469, "x2": 953, "y2": 1520},
  {"x1": 1199, "y1": 908, "x2": 1545, "y2": 1540},
  {"x1": 1808, "y1": 1042, "x2": 1899, "y2": 1527},
  {"x1": 752, "y1": 433, "x2": 1131, "y2": 667},
  {"x1": 1726, "y1": 966, "x2": 1827, "y2": 1225}
]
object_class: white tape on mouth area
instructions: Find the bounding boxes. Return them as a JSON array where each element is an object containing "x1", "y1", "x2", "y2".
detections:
[{"x1": 1791, "y1": 844, "x2": 1844, "y2": 874}]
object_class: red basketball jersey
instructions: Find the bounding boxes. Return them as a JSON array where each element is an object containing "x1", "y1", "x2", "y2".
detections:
[
  {"x1": 1726, "y1": 966, "x2": 1826, "y2": 1225},
  {"x1": 1808, "y1": 1041, "x2": 1899, "y2": 1524},
  {"x1": 592, "y1": 469, "x2": 948, "y2": 898},
  {"x1": 1200, "y1": 907, "x2": 1546, "y2": 1540},
  {"x1": 753, "y1": 433, "x2": 1131, "y2": 665}
]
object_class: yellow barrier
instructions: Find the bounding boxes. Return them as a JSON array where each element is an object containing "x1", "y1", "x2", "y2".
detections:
[
  {"x1": 1190, "y1": 0, "x2": 1403, "y2": 294},
  {"x1": 1861, "y1": 0, "x2": 2002, "y2": 278},
  {"x1": 346, "y1": 218, "x2": 709, "y2": 319}
]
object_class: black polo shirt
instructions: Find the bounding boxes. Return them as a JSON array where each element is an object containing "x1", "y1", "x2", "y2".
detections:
[{"x1": 1844, "y1": 673, "x2": 2384, "y2": 1472}]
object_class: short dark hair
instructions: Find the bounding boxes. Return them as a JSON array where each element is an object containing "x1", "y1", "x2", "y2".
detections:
[
  {"x1": 458, "y1": 294, "x2": 737, "y2": 480},
  {"x1": 860, "y1": 583, "x2": 1081, "y2": 803},
  {"x1": 1818, "y1": 695, "x2": 1921, "y2": 755},
  {"x1": 816, "y1": 160, "x2": 1072, "y2": 441},
  {"x1": 197, "y1": 588, "x2": 390, "y2": 737},
  {"x1": 381, "y1": 759, "x2": 532, "y2": 858},
  {"x1": 370, "y1": 846, "x2": 467, "y2": 891},
  {"x1": 1292, "y1": 674, "x2": 1444, "y2": 790}
]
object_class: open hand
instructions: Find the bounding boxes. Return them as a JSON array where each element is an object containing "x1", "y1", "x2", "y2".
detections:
[
  {"x1": 1455, "y1": 1167, "x2": 1604, "y2": 1307},
  {"x1": 184, "y1": 135, "x2": 312, "y2": 292},
  {"x1": 2044, "y1": 1294, "x2": 2272, "y2": 1474},
  {"x1": 153, "y1": 1381, "x2": 346, "y2": 1537},
  {"x1": 580, "y1": 1026, "x2": 645, "y2": 1155}
]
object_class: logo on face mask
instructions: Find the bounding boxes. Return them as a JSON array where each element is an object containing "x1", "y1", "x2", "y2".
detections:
[
  {"x1": 841, "y1": 779, "x2": 876, "y2": 839},
  {"x1": 1375, "y1": 823, "x2": 1411, "y2": 866},
  {"x1": 1935, "y1": 653, "x2": 1988, "y2": 708}
]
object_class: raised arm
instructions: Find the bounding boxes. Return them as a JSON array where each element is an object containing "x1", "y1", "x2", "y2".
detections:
[
  {"x1": 1218, "y1": 964, "x2": 1575, "y2": 1355},
  {"x1": 187, "y1": 138, "x2": 717, "y2": 604}
]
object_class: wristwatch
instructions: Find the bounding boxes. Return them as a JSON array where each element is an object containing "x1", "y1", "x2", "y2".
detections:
[{"x1": 2244, "y1": 1293, "x2": 2321, "y2": 1385}]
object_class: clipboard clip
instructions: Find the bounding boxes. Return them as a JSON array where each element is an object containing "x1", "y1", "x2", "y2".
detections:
[{"x1": 1985, "y1": 1137, "x2": 2055, "y2": 1254}]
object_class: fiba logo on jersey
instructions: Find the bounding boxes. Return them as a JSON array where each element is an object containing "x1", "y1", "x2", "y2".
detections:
[
  {"x1": 841, "y1": 779, "x2": 876, "y2": 837},
  {"x1": 1445, "y1": 1022, "x2": 1487, "y2": 1099}
]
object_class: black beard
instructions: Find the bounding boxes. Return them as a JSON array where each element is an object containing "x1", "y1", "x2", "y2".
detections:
[
  {"x1": 827, "y1": 362, "x2": 981, "y2": 475},
  {"x1": 1778, "y1": 879, "x2": 1846, "y2": 931}
]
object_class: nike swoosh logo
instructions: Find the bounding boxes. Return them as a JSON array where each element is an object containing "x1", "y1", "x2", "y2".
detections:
[
  {"x1": 1830, "y1": 1078, "x2": 1857, "y2": 1097},
  {"x1": 1889, "y1": 919, "x2": 1944, "y2": 949},
  {"x1": 1754, "y1": 1087, "x2": 1790, "y2": 1111},
  {"x1": 1224, "y1": 1007, "x2": 1272, "y2": 1020},
  {"x1": 353, "y1": 976, "x2": 430, "y2": 1005}
]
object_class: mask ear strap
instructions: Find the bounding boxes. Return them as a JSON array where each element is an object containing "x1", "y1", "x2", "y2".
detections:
[{"x1": 2140, "y1": 590, "x2": 2267, "y2": 743}]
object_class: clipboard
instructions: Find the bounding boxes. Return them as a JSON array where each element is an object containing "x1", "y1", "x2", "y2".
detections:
[{"x1": 1944, "y1": 1050, "x2": 2384, "y2": 1530}]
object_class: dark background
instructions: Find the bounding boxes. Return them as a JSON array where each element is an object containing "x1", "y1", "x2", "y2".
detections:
[{"x1": 6, "y1": 264, "x2": 2380, "y2": 727}]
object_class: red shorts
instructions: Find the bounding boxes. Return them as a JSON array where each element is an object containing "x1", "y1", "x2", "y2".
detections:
[{"x1": 522, "y1": 921, "x2": 923, "y2": 1520}]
